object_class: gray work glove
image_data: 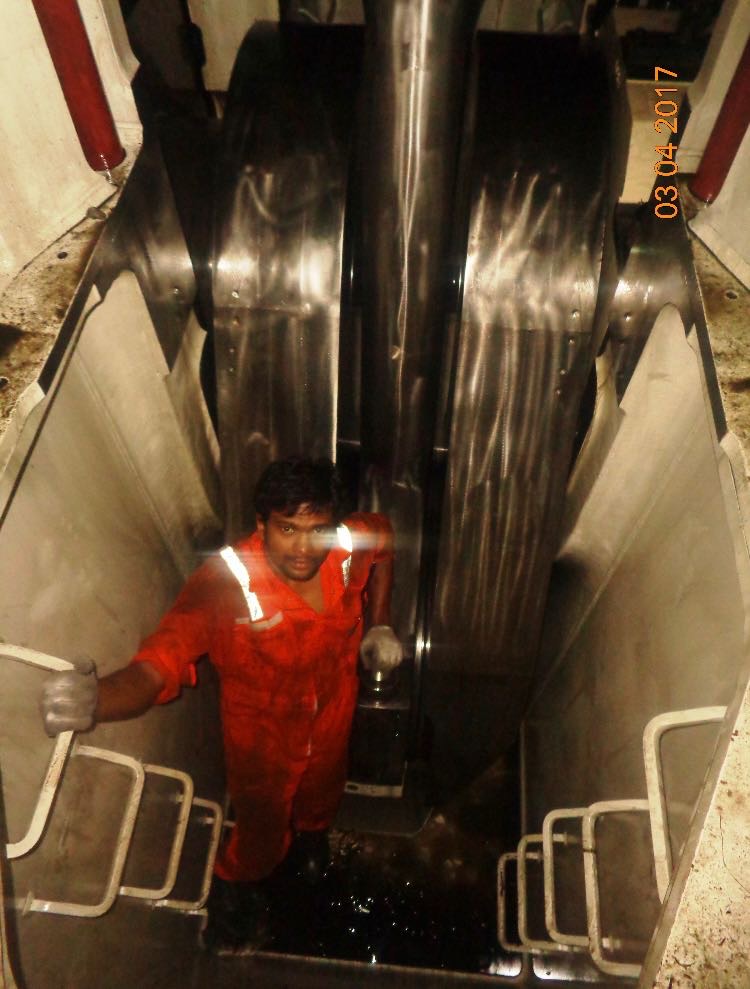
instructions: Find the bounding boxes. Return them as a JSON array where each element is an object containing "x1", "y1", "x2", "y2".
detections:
[
  {"x1": 359, "y1": 626, "x2": 403, "y2": 674},
  {"x1": 40, "y1": 656, "x2": 98, "y2": 736}
]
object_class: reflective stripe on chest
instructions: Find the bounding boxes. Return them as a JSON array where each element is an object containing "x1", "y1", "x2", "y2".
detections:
[{"x1": 220, "y1": 524, "x2": 353, "y2": 620}]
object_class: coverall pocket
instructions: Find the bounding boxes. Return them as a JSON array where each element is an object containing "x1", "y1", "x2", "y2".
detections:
[{"x1": 230, "y1": 613, "x2": 298, "y2": 678}]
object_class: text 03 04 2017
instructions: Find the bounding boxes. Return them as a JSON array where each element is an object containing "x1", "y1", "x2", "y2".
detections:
[{"x1": 653, "y1": 67, "x2": 679, "y2": 219}]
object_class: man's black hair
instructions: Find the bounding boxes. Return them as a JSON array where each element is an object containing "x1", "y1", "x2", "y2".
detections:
[{"x1": 254, "y1": 456, "x2": 345, "y2": 523}]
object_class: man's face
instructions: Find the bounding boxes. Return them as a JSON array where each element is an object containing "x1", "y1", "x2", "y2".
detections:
[{"x1": 257, "y1": 504, "x2": 336, "y2": 583}]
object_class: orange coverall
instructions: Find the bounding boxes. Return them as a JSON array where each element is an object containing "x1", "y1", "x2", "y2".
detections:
[{"x1": 130, "y1": 512, "x2": 392, "y2": 881}]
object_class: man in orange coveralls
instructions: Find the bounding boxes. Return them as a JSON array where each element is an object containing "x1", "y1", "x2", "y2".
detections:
[{"x1": 40, "y1": 456, "x2": 403, "y2": 952}]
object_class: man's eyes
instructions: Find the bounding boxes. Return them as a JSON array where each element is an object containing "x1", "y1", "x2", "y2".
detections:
[{"x1": 278, "y1": 526, "x2": 329, "y2": 535}]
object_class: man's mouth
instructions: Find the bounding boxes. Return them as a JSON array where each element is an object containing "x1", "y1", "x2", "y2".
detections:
[{"x1": 289, "y1": 558, "x2": 312, "y2": 570}]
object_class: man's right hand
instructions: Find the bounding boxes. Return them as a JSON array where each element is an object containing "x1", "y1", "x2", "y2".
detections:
[{"x1": 40, "y1": 656, "x2": 98, "y2": 736}]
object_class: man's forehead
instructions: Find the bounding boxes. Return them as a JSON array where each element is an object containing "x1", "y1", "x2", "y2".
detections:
[{"x1": 273, "y1": 504, "x2": 334, "y2": 523}]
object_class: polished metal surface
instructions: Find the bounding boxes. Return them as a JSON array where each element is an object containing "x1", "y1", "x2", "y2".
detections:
[
  {"x1": 607, "y1": 200, "x2": 727, "y2": 435},
  {"x1": 422, "y1": 29, "x2": 631, "y2": 788},
  {"x1": 279, "y1": 0, "x2": 337, "y2": 22},
  {"x1": 213, "y1": 24, "x2": 358, "y2": 538},
  {"x1": 93, "y1": 139, "x2": 197, "y2": 371},
  {"x1": 357, "y1": 0, "x2": 483, "y2": 633}
]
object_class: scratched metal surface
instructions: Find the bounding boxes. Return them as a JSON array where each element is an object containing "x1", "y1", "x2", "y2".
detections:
[
  {"x1": 213, "y1": 23, "x2": 359, "y2": 539},
  {"x1": 422, "y1": 29, "x2": 630, "y2": 789},
  {"x1": 354, "y1": 0, "x2": 483, "y2": 635}
]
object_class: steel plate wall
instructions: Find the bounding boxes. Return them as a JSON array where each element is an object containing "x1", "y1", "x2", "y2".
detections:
[
  {"x1": 0, "y1": 268, "x2": 225, "y2": 987},
  {"x1": 525, "y1": 304, "x2": 747, "y2": 970}
]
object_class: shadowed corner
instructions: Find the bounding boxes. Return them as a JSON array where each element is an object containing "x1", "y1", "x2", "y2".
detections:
[{"x1": 0, "y1": 762, "x2": 26, "y2": 989}]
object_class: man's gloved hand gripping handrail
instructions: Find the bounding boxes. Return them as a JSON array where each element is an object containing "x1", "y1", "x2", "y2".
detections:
[
  {"x1": 40, "y1": 655, "x2": 98, "y2": 736},
  {"x1": 40, "y1": 657, "x2": 165, "y2": 736}
]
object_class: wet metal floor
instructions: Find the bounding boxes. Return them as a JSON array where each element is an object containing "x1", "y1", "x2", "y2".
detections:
[{"x1": 260, "y1": 759, "x2": 520, "y2": 976}]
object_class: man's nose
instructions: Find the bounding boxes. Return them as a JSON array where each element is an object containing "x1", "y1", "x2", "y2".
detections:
[{"x1": 294, "y1": 531, "x2": 315, "y2": 555}]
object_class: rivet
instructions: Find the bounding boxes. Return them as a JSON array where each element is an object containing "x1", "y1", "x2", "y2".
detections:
[{"x1": 231, "y1": 290, "x2": 240, "y2": 300}]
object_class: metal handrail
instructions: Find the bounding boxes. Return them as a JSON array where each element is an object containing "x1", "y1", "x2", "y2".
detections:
[
  {"x1": 153, "y1": 798, "x2": 223, "y2": 913},
  {"x1": 497, "y1": 852, "x2": 525, "y2": 954},
  {"x1": 643, "y1": 706, "x2": 727, "y2": 900},
  {"x1": 24, "y1": 744, "x2": 145, "y2": 918},
  {"x1": 582, "y1": 798, "x2": 651, "y2": 979},
  {"x1": 2, "y1": 644, "x2": 76, "y2": 860},
  {"x1": 2, "y1": 642, "x2": 223, "y2": 919},
  {"x1": 502, "y1": 705, "x2": 727, "y2": 975},
  {"x1": 518, "y1": 833, "x2": 585, "y2": 954},
  {"x1": 119, "y1": 765, "x2": 194, "y2": 901},
  {"x1": 541, "y1": 807, "x2": 589, "y2": 948}
]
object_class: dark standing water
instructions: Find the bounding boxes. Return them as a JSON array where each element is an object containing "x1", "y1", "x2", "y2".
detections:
[{"x1": 261, "y1": 759, "x2": 520, "y2": 976}]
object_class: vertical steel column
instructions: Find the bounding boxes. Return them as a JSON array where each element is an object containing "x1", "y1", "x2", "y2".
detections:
[{"x1": 358, "y1": 0, "x2": 482, "y2": 633}]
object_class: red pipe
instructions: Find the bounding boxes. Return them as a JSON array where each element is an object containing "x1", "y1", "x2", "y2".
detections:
[
  {"x1": 689, "y1": 36, "x2": 750, "y2": 204},
  {"x1": 31, "y1": 0, "x2": 125, "y2": 173}
]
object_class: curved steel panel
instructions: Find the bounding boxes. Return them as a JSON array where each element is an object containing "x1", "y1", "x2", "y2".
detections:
[
  {"x1": 357, "y1": 0, "x2": 482, "y2": 633},
  {"x1": 423, "y1": 30, "x2": 630, "y2": 787},
  {"x1": 214, "y1": 24, "x2": 359, "y2": 537}
]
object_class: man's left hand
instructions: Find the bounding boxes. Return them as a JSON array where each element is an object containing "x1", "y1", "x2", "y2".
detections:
[{"x1": 359, "y1": 626, "x2": 403, "y2": 674}]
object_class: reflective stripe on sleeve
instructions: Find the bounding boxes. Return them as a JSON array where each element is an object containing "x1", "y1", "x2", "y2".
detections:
[
  {"x1": 220, "y1": 546, "x2": 264, "y2": 621},
  {"x1": 337, "y1": 524, "x2": 352, "y2": 587}
]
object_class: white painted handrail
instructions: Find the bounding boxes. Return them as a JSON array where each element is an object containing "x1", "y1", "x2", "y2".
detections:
[
  {"x1": 119, "y1": 765, "x2": 194, "y2": 901},
  {"x1": 153, "y1": 798, "x2": 223, "y2": 914},
  {"x1": 514, "y1": 829, "x2": 586, "y2": 956},
  {"x1": 2, "y1": 642, "x2": 224, "y2": 919},
  {"x1": 517, "y1": 833, "x2": 587, "y2": 954},
  {"x1": 498, "y1": 705, "x2": 732, "y2": 978},
  {"x1": 541, "y1": 806, "x2": 589, "y2": 948},
  {"x1": 516, "y1": 835, "x2": 546, "y2": 953},
  {"x1": 582, "y1": 798, "x2": 651, "y2": 979},
  {"x1": 1, "y1": 644, "x2": 75, "y2": 860},
  {"x1": 24, "y1": 744, "x2": 145, "y2": 918},
  {"x1": 643, "y1": 706, "x2": 727, "y2": 900},
  {"x1": 497, "y1": 852, "x2": 525, "y2": 954}
]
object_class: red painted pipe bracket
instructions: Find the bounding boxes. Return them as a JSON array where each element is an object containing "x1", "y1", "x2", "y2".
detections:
[
  {"x1": 31, "y1": 0, "x2": 126, "y2": 173},
  {"x1": 689, "y1": 37, "x2": 750, "y2": 204}
]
